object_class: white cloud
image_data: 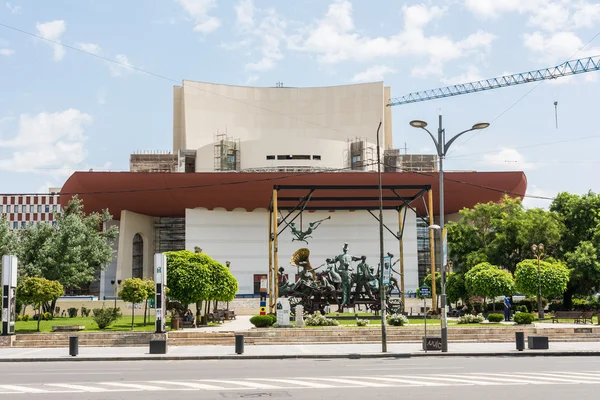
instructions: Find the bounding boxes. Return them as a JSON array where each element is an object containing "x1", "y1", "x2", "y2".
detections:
[
  {"x1": 224, "y1": 1, "x2": 286, "y2": 73},
  {"x1": 176, "y1": 0, "x2": 221, "y2": 33},
  {"x1": 442, "y1": 65, "x2": 484, "y2": 85},
  {"x1": 482, "y1": 148, "x2": 538, "y2": 170},
  {"x1": 0, "y1": 109, "x2": 92, "y2": 173},
  {"x1": 0, "y1": 48, "x2": 14, "y2": 56},
  {"x1": 522, "y1": 184, "x2": 554, "y2": 209},
  {"x1": 289, "y1": 2, "x2": 495, "y2": 78},
  {"x1": 572, "y1": 2, "x2": 600, "y2": 28},
  {"x1": 352, "y1": 65, "x2": 396, "y2": 82},
  {"x1": 523, "y1": 31, "x2": 600, "y2": 64},
  {"x1": 76, "y1": 42, "x2": 102, "y2": 55},
  {"x1": 6, "y1": 2, "x2": 20, "y2": 14},
  {"x1": 35, "y1": 20, "x2": 66, "y2": 61},
  {"x1": 108, "y1": 54, "x2": 134, "y2": 77}
]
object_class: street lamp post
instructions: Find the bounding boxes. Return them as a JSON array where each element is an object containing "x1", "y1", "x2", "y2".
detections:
[
  {"x1": 111, "y1": 279, "x2": 122, "y2": 311},
  {"x1": 410, "y1": 115, "x2": 490, "y2": 353},
  {"x1": 531, "y1": 243, "x2": 545, "y2": 319}
]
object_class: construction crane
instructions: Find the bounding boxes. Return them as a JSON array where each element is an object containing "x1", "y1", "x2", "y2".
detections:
[{"x1": 387, "y1": 55, "x2": 600, "y2": 107}]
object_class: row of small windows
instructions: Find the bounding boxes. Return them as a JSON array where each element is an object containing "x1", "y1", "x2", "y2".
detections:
[
  {"x1": 266, "y1": 155, "x2": 322, "y2": 161},
  {"x1": 0, "y1": 205, "x2": 59, "y2": 214},
  {"x1": 11, "y1": 221, "x2": 57, "y2": 229}
]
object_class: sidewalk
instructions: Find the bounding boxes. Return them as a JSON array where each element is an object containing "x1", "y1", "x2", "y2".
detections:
[{"x1": 2, "y1": 341, "x2": 600, "y2": 362}]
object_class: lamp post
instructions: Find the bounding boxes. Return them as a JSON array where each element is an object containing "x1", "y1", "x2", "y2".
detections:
[
  {"x1": 110, "y1": 279, "x2": 122, "y2": 311},
  {"x1": 531, "y1": 243, "x2": 545, "y2": 319},
  {"x1": 375, "y1": 121, "x2": 387, "y2": 353},
  {"x1": 410, "y1": 115, "x2": 490, "y2": 353}
]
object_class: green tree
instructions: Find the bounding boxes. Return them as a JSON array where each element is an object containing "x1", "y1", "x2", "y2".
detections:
[
  {"x1": 514, "y1": 259, "x2": 570, "y2": 299},
  {"x1": 423, "y1": 272, "x2": 441, "y2": 295},
  {"x1": 446, "y1": 273, "x2": 468, "y2": 304},
  {"x1": 119, "y1": 278, "x2": 149, "y2": 330},
  {"x1": 0, "y1": 216, "x2": 16, "y2": 257},
  {"x1": 17, "y1": 196, "x2": 118, "y2": 312},
  {"x1": 464, "y1": 262, "x2": 514, "y2": 310},
  {"x1": 17, "y1": 277, "x2": 63, "y2": 331},
  {"x1": 551, "y1": 191, "x2": 600, "y2": 308},
  {"x1": 447, "y1": 195, "x2": 563, "y2": 273},
  {"x1": 143, "y1": 278, "x2": 155, "y2": 326}
]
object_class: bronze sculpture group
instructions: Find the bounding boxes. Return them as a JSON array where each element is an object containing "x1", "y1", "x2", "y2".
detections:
[{"x1": 278, "y1": 243, "x2": 403, "y2": 315}]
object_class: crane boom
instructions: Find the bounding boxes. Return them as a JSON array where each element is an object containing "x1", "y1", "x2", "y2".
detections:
[{"x1": 387, "y1": 55, "x2": 600, "y2": 107}]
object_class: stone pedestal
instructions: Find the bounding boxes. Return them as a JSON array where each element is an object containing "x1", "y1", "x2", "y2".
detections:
[
  {"x1": 295, "y1": 305, "x2": 305, "y2": 327},
  {"x1": 0, "y1": 335, "x2": 15, "y2": 347}
]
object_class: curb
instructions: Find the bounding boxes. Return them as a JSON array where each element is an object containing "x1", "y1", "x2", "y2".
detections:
[{"x1": 2, "y1": 351, "x2": 600, "y2": 362}]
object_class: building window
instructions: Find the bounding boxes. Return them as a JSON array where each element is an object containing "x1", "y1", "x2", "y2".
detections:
[
  {"x1": 45, "y1": 205, "x2": 50, "y2": 213},
  {"x1": 0, "y1": 205, "x2": 3, "y2": 213},
  {"x1": 30, "y1": 205, "x2": 34, "y2": 213},
  {"x1": 277, "y1": 155, "x2": 312, "y2": 160},
  {"x1": 37, "y1": 205, "x2": 42, "y2": 213},
  {"x1": 6, "y1": 205, "x2": 10, "y2": 213},
  {"x1": 13, "y1": 206, "x2": 17, "y2": 214},
  {"x1": 253, "y1": 274, "x2": 268, "y2": 295},
  {"x1": 352, "y1": 155, "x2": 361, "y2": 163},
  {"x1": 53, "y1": 205, "x2": 57, "y2": 213},
  {"x1": 266, "y1": 155, "x2": 275, "y2": 160},
  {"x1": 313, "y1": 155, "x2": 321, "y2": 160},
  {"x1": 20, "y1": 222, "x2": 26, "y2": 229},
  {"x1": 12, "y1": 222, "x2": 17, "y2": 229},
  {"x1": 21, "y1": 205, "x2": 26, "y2": 213},
  {"x1": 132, "y1": 233, "x2": 144, "y2": 279},
  {"x1": 277, "y1": 155, "x2": 293, "y2": 160},
  {"x1": 52, "y1": 221, "x2": 57, "y2": 227},
  {"x1": 416, "y1": 219, "x2": 435, "y2": 286}
]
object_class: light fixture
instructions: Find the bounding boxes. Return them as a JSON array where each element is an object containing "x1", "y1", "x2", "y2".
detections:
[
  {"x1": 409, "y1": 120, "x2": 428, "y2": 128},
  {"x1": 472, "y1": 122, "x2": 490, "y2": 130},
  {"x1": 428, "y1": 224, "x2": 441, "y2": 230}
]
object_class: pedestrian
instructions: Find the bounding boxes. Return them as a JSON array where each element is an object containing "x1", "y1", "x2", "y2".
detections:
[{"x1": 503, "y1": 295, "x2": 511, "y2": 321}]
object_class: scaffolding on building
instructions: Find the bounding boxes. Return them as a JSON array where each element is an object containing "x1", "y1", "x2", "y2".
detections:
[
  {"x1": 214, "y1": 130, "x2": 241, "y2": 172},
  {"x1": 130, "y1": 150, "x2": 178, "y2": 172},
  {"x1": 153, "y1": 217, "x2": 186, "y2": 254},
  {"x1": 346, "y1": 137, "x2": 376, "y2": 171}
]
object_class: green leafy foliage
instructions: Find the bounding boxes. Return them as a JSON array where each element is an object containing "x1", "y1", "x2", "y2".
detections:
[
  {"x1": 119, "y1": 278, "x2": 149, "y2": 304},
  {"x1": 17, "y1": 277, "x2": 63, "y2": 331},
  {"x1": 447, "y1": 196, "x2": 563, "y2": 273},
  {"x1": 423, "y1": 272, "x2": 441, "y2": 295},
  {"x1": 165, "y1": 250, "x2": 238, "y2": 310},
  {"x1": 513, "y1": 312, "x2": 535, "y2": 325},
  {"x1": 249, "y1": 315, "x2": 275, "y2": 328},
  {"x1": 387, "y1": 314, "x2": 409, "y2": 326},
  {"x1": 457, "y1": 313, "x2": 484, "y2": 324},
  {"x1": 16, "y1": 196, "x2": 118, "y2": 293},
  {"x1": 304, "y1": 312, "x2": 339, "y2": 326},
  {"x1": 445, "y1": 273, "x2": 467, "y2": 303},
  {"x1": 514, "y1": 259, "x2": 570, "y2": 298},
  {"x1": 464, "y1": 262, "x2": 514, "y2": 300},
  {"x1": 68, "y1": 307, "x2": 78, "y2": 318},
  {"x1": 0, "y1": 216, "x2": 16, "y2": 256},
  {"x1": 92, "y1": 307, "x2": 121, "y2": 329},
  {"x1": 487, "y1": 313, "x2": 504, "y2": 323}
]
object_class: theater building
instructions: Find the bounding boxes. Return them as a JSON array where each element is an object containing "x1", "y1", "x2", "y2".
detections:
[{"x1": 59, "y1": 81, "x2": 527, "y2": 299}]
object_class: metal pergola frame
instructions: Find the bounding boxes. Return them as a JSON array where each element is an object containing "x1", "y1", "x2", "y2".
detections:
[{"x1": 267, "y1": 184, "x2": 438, "y2": 313}]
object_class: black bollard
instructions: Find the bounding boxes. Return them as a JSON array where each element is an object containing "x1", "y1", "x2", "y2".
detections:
[
  {"x1": 515, "y1": 331, "x2": 525, "y2": 351},
  {"x1": 69, "y1": 336, "x2": 79, "y2": 356},
  {"x1": 235, "y1": 334, "x2": 244, "y2": 355}
]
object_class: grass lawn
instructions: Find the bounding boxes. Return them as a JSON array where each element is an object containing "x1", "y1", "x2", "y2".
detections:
[{"x1": 15, "y1": 315, "x2": 172, "y2": 333}]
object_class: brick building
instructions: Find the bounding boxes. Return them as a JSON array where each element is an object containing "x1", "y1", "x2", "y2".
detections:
[{"x1": 0, "y1": 188, "x2": 62, "y2": 230}]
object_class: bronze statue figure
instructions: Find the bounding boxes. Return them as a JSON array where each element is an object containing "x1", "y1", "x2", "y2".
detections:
[{"x1": 290, "y1": 216, "x2": 331, "y2": 244}]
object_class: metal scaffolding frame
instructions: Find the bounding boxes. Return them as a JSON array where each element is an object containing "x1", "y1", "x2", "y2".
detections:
[{"x1": 267, "y1": 184, "x2": 436, "y2": 313}]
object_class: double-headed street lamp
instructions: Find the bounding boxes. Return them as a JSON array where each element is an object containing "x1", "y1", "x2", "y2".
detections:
[
  {"x1": 531, "y1": 243, "x2": 545, "y2": 319},
  {"x1": 110, "y1": 279, "x2": 122, "y2": 311},
  {"x1": 409, "y1": 114, "x2": 490, "y2": 353}
]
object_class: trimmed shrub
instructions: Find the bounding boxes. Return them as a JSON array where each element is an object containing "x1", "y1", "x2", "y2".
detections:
[
  {"x1": 17, "y1": 315, "x2": 22, "y2": 322},
  {"x1": 81, "y1": 307, "x2": 91, "y2": 317},
  {"x1": 457, "y1": 313, "x2": 485, "y2": 324},
  {"x1": 250, "y1": 315, "x2": 275, "y2": 328},
  {"x1": 43, "y1": 312, "x2": 53, "y2": 321},
  {"x1": 387, "y1": 314, "x2": 409, "y2": 326},
  {"x1": 356, "y1": 319, "x2": 369, "y2": 327},
  {"x1": 513, "y1": 312, "x2": 536, "y2": 325},
  {"x1": 22, "y1": 314, "x2": 29, "y2": 322},
  {"x1": 487, "y1": 313, "x2": 504, "y2": 323},
  {"x1": 68, "y1": 307, "x2": 78, "y2": 318},
  {"x1": 515, "y1": 305, "x2": 528, "y2": 313},
  {"x1": 267, "y1": 314, "x2": 277, "y2": 325},
  {"x1": 92, "y1": 307, "x2": 121, "y2": 329}
]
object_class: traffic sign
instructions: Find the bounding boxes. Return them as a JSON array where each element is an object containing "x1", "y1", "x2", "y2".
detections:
[{"x1": 419, "y1": 285, "x2": 431, "y2": 298}]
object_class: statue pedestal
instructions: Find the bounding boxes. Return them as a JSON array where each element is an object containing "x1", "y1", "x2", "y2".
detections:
[{"x1": 295, "y1": 305, "x2": 305, "y2": 327}]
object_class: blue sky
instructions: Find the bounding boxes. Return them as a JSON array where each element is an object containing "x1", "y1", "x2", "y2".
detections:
[{"x1": 0, "y1": 0, "x2": 599, "y2": 208}]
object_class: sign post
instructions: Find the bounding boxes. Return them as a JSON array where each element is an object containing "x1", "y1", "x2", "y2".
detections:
[
  {"x1": 154, "y1": 253, "x2": 167, "y2": 334},
  {"x1": 419, "y1": 285, "x2": 431, "y2": 353},
  {"x1": 1, "y1": 255, "x2": 17, "y2": 336},
  {"x1": 259, "y1": 277, "x2": 268, "y2": 315}
]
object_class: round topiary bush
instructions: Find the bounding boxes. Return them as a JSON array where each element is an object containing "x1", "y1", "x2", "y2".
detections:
[
  {"x1": 513, "y1": 312, "x2": 536, "y2": 325},
  {"x1": 487, "y1": 313, "x2": 504, "y2": 323},
  {"x1": 250, "y1": 315, "x2": 275, "y2": 328}
]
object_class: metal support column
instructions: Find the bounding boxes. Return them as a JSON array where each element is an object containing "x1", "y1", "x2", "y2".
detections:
[
  {"x1": 268, "y1": 208, "x2": 274, "y2": 314},
  {"x1": 427, "y1": 189, "x2": 437, "y2": 311},
  {"x1": 398, "y1": 207, "x2": 405, "y2": 312},
  {"x1": 272, "y1": 188, "x2": 280, "y2": 311}
]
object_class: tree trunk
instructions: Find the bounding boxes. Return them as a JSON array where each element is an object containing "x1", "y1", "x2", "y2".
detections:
[
  {"x1": 196, "y1": 300, "x2": 202, "y2": 322},
  {"x1": 37, "y1": 305, "x2": 41, "y2": 332},
  {"x1": 563, "y1": 288, "x2": 574, "y2": 310},
  {"x1": 143, "y1": 299, "x2": 148, "y2": 326},
  {"x1": 131, "y1": 303, "x2": 135, "y2": 330}
]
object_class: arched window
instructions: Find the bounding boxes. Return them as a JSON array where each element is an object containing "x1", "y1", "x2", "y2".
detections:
[{"x1": 132, "y1": 233, "x2": 143, "y2": 279}]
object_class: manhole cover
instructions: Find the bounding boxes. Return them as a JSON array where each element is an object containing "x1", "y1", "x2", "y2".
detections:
[{"x1": 220, "y1": 392, "x2": 291, "y2": 398}]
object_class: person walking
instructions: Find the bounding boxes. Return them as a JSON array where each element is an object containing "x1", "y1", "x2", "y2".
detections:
[{"x1": 503, "y1": 295, "x2": 511, "y2": 322}]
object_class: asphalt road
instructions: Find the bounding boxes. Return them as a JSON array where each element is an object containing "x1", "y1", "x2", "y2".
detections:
[{"x1": 1, "y1": 357, "x2": 600, "y2": 399}]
